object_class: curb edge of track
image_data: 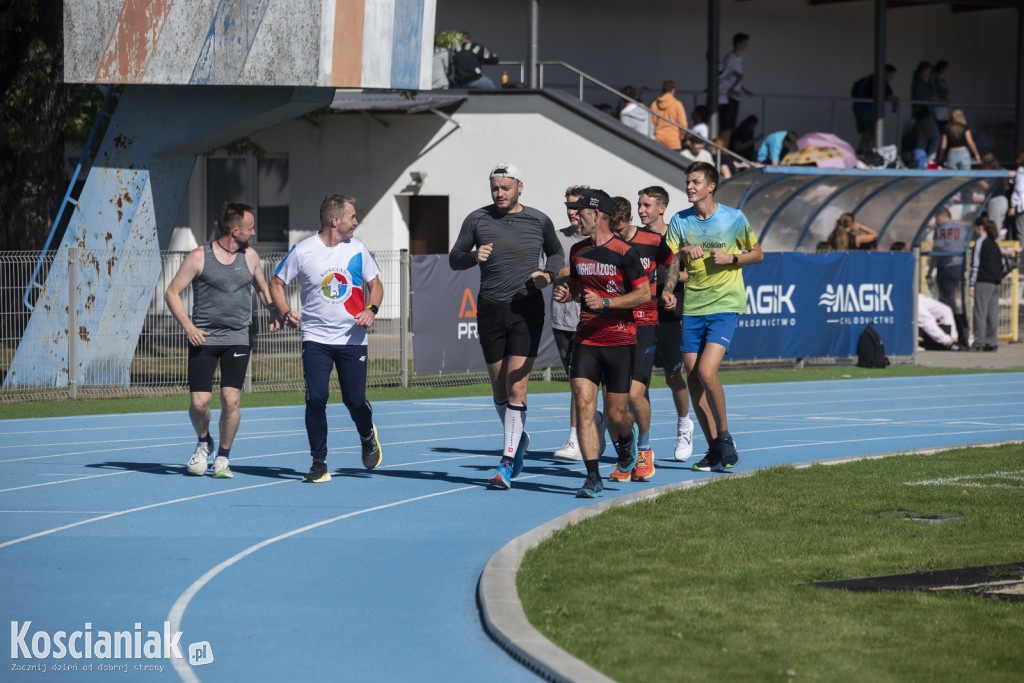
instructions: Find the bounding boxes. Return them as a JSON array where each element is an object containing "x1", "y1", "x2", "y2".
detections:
[{"x1": 477, "y1": 440, "x2": 1024, "y2": 682}]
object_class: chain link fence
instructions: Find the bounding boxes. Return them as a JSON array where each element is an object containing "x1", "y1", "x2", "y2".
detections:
[{"x1": 1, "y1": 250, "x2": 410, "y2": 403}]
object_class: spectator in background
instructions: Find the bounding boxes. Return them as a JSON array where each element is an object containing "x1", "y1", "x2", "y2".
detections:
[
  {"x1": 918, "y1": 293, "x2": 966, "y2": 351},
  {"x1": 926, "y1": 207, "x2": 969, "y2": 312},
  {"x1": 712, "y1": 137, "x2": 735, "y2": 179},
  {"x1": 932, "y1": 60, "x2": 950, "y2": 132},
  {"x1": 650, "y1": 79, "x2": 688, "y2": 151},
  {"x1": 717, "y1": 32, "x2": 752, "y2": 148},
  {"x1": 911, "y1": 62, "x2": 942, "y2": 165},
  {"x1": 969, "y1": 216, "x2": 1002, "y2": 352},
  {"x1": 680, "y1": 135, "x2": 714, "y2": 167},
  {"x1": 1009, "y1": 148, "x2": 1024, "y2": 241},
  {"x1": 730, "y1": 115, "x2": 760, "y2": 160},
  {"x1": 980, "y1": 152, "x2": 1011, "y2": 239},
  {"x1": 826, "y1": 213, "x2": 878, "y2": 250},
  {"x1": 451, "y1": 31, "x2": 499, "y2": 89},
  {"x1": 756, "y1": 130, "x2": 798, "y2": 166},
  {"x1": 690, "y1": 105, "x2": 709, "y2": 142},
  {"x1": 619, "y1": 86, "x2": 652, "y2": 137},
  {"x1": 937, "y1": 108, "x2": 981, "y2": 170},
  {"x1": 851, "y1": 64, "x2": 898, "y2": 152}
]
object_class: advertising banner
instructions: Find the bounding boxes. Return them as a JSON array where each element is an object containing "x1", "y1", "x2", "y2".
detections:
[
  {"x1": 411, "y1": 255, "x2": 560, "y2": 375},
  {"x1": 730, "y1": 251, "x2": 914, "y2": 360}
]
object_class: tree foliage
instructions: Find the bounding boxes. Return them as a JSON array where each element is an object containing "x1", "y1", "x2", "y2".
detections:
[{"x1": 0, "y1": 0, "x2": 102, "y2": 250}]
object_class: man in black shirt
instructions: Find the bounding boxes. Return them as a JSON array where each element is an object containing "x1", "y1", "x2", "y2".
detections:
[
  {"x1": 451, "y1": 31, "x2": 499, "y2": 89},
  {"x1": 449, "y1": 163, "x2": 563, "y2": 489}
]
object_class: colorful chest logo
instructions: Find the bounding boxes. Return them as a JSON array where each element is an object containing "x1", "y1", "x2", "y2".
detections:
[{"x1": 318, "y1": 263, "x2": 365, "y2": 316}]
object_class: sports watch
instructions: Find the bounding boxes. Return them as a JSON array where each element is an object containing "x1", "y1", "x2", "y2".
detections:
[
  {"x1": 602, "y1": 297, "x2": 611, "y2": 311},
  {"x1": 732, "y1": 254, "x2": 739, "y2": 264}
]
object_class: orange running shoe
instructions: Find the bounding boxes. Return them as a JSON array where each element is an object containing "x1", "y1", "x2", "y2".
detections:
[
  {"x1": 632, "y1": 447, "x2": 656, "y2": 482},
  {"x1": 608, "y1": 466, "x2": 632, "y2": 483}
]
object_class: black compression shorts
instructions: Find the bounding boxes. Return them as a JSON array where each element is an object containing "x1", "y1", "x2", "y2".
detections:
[
  {"x1": 632, "y1": 325, "x2": 657, "y2": 385},
  {"x1": 477, "y1": 293, "x2": 545, "y2": 364},
  {"x1": 570, "y1": 343, "x2": 633, "y2": 394}
]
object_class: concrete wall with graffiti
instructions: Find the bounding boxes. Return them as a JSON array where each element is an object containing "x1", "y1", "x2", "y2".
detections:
[{"x1": 64, "y1": 0, "x2": 436, "y2": 90}]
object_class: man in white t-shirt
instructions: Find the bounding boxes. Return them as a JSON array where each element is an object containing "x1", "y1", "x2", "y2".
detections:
[
  {"x1": 270, "y1": 195, "x2": 384, "y2": 483},
  {"x1": 717, "y1": 32, "x2": 752, "y2": 147}
]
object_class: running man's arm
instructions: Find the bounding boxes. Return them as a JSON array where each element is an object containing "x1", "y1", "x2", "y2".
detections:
[
  {"x1": 270, "y1": 275, "x2": 300, "y2": 328},
  {"x1": 529, "y1": 215, "x2": 564, "y2": 288},
  {"x1": 164, "y1": 248, "x2": 208, "y2": 346},
  {"x1": 449, "y1": 214, "x2": 482, "y2": 270},
  {"x1": 356, "y1": 276, "x2": 383, "y2": 328},
  {"x1": 247, "y1": 248, "x2": 282, "y2": 332}
]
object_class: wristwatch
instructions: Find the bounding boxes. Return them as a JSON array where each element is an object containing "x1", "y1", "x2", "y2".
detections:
[
  {"x1": 732, "y1": 254, "x2": 739, "y2": 264},
  {"x1": 602, "y1": 297, "x2": 611, "y2": 311},
  {"x1": 366, "y1": 304, "x2": 379, "y2": 314}
]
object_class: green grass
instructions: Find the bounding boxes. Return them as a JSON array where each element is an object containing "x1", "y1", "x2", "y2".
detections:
[
  {"x1": 517, "y1": 447, "x2": 1024, "y2": 682},
  {"x1": 2, "y1": 363, "x2": 1019, "y2": 420}
]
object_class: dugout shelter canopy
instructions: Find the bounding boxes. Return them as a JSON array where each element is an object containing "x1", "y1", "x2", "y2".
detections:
[{"x1": 718, "y1": 167, "x2": 1012, "y2": 252}]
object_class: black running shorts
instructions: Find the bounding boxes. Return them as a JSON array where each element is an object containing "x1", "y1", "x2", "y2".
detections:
[
  {"x1": 570, "y1": 343, "x2": 633, "y2": 394},
  {"x1": 188, "y1": 344, "x2": 251, "y2": 392},
  {"x1": 631, "y1": 325, "x2": 657, "y2": 385},
  {"x1": 552, "y1": 328, "x2": 575, "y2": 377},
  {"x1": 477, "y1": 293, "x2": 545, "y2": 364},
  {"x1": 654, "y1": 318, "x2": 683, "y2": 375}
]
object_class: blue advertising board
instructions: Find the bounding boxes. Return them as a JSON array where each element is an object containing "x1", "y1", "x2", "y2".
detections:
[{"x1": 730, "y1": 251, "x2": 915, "y2": 360}]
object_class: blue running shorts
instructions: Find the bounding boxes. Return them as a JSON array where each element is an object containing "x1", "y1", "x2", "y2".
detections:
[{"x1": 681, "y1": 313, "x2": 739, "y2": 354}]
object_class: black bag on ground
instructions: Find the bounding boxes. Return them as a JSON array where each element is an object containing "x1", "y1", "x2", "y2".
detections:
[{"x1": 857, "y1": 325, "x2": 890, "y2": 368}]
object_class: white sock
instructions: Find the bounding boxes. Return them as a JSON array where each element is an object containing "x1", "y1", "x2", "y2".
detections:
[
  {"x1": 677, "y1": 416, "x2": 692, "y2": 433},
  {"x1": 568, "y1": 426, "x2": 578, "y2": 443},
  {"x1": 504, "y1": 403, "x2": 526, "y2": 459}
]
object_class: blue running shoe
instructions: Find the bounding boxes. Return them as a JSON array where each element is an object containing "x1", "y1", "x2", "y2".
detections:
[
  {"x1": 511, "y1": 431, "x2": 529, "y2": 479},
  {"x1": 488, "y1": 460, "x2": 513, "y2": 490},
  {"x1": 616, "y1": 423, "x2": 639, "y2": 474},
  {"x1": 575, "y1": 473, "x2": 604, "y2": 498}
]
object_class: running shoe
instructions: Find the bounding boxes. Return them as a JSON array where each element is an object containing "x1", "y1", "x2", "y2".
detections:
[
  {"x1": 303, "y1": 459, "x2": 332, "y2": 483},
  {"x1": 361, "y1": 424, "x2": 382, "y2": 469},
  {"x1": 615, "y1": 423, "x2": 639, "y2": 474},
  {"x1": 632, "y1": 447, "x2": 655, "y2": 482},
  {"x1": 575, "y1": 473, "x2": 604, "y2": 498},
  {"x1": 692, "y1": 441, "x2": 723, "y2": 473},
  {"x1": 674, "y1": 418, "x2": 694, "y2": 461},
  {"x1": 511, "y1": 432, "x2": 529, "y2": 478},
  {"x1": 213, "y1": 456, "x2": 233, "y2": 479},
  {"x1": 595, "y1": 412, "x2": 607, "y2": 457},
  {"x1": 489, "y1": 459, "x2": 513, "y2": 490},
  {"x1": 187, "y1": 442, "x2": 210, "y2": 476},
  {"x1": 718, "y1": 434, "x2": 740, "y2": 470},
  {"x1": 553, "y1": 438, "x2": 582, "y2": 461},
  {"x1": 608, "y1": 465, "x2": 632, "y2": 483}
]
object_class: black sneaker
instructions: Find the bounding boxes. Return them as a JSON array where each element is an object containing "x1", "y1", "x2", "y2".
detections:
[
  {"x1": 303, "y1": 459, "x2": 331, "y2": 483},
  {"x1": 718, "y1": 434, "x2": 740, "y2": 470},
  {"x1": 692, "y1": 441, "x2": 723, "y2": 472},
  {"x1": 361, "y1": 425, "x2": 382, "y2": 469}
]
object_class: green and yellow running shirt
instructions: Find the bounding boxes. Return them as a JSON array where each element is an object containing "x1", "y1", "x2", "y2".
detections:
[{"x1": 665, "y1": 203, "x2": 758, "y2": 316}]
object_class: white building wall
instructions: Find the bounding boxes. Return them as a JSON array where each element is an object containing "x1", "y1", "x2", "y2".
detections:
[{"x1": 241, "y1": 109, "x2": 690, "y2": 253}]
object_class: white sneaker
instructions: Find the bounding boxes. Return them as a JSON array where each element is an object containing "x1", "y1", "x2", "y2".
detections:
[
  {"x1": 674, "y1": 418, "x2": 694, "y2": 462},
  {"x1": 596, "y1": 412, "x2": 607, "y2": 457},
  {"x1": 187, "y1": 442, "x2": 210, "y2": 475},
  {"x1": 213, "y1": 456, "x2": 233, "y2": 479},
  {"x1": 554, "y1": 439, "x2": 582, "y2": 461}
]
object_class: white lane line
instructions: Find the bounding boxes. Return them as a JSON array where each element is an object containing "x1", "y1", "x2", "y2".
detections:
[
  {"x1": 0, "y1": 481, "x2": 289, "y2": 549},
  {"x1": 167, "y1": 484, "x2": 480, "y2": 683}
]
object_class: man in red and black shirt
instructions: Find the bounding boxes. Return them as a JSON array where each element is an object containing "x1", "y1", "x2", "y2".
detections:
[
  {"x1": 553, "y1": 189, "x2": 650, "y2": 498},
  {"x1": 606, "y1": 197, "x2": 674, "y2": 484}
]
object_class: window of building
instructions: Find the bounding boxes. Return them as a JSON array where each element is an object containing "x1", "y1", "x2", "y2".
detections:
[{"x1": 204, "y1": 156, "x2": 289, "y2": 248}]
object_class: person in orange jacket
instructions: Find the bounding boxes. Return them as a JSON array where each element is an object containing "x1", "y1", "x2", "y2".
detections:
[{"x1": 650, "y1": 79, "x2": 688, "y2": 151}]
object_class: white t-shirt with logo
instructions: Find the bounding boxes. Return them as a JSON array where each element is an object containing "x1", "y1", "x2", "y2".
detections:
[{"x1": 275, "y1": 233, "x2": 381, "y2": 346}]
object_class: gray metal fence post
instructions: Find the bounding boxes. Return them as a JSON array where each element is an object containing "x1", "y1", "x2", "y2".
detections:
[
  {"x1": 400, "y1": 249, "x2": 410, "y2": 387},
  {"x1": 68, "y1": 247, "x2": 78, "y2": 400}
]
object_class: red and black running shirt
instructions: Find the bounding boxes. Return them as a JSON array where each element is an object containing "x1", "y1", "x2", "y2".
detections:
[
  {"x1": 569, "y1": 235, "x2": 648, "y2": 346},
  {"x1": 625, "y1": 227, "x2": 674, "y2": 327}
]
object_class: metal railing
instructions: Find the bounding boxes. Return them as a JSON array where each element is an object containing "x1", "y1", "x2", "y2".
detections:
[
  {"x1": 1, "y1": 250, "x2": 410, "y2": 402},
  {"x1": 499, "y1": 60, "x2": 753, "y2": 170}
]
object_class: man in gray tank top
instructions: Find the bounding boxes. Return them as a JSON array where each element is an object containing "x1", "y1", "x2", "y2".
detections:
[
  {"x1": 164, "y1": 203, "x2": 282, "y2": 479},
  {"x1": 449, "y1": 163, "x2": 564, "y2": 490}
]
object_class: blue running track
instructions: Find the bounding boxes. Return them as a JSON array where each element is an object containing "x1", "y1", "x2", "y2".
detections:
[{"x1": 2, "y1": 373, "x2": 1022, "y2": 681}]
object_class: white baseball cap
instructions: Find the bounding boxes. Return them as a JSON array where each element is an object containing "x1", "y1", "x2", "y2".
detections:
[{"x1": 489, "y1": 162, "x2": 522, "y2": 182}]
